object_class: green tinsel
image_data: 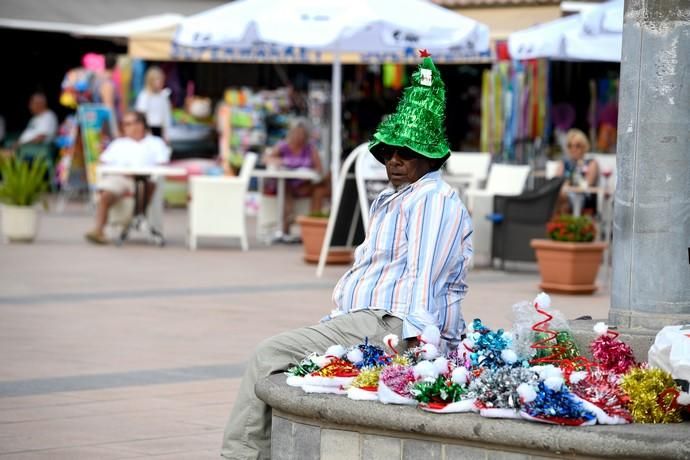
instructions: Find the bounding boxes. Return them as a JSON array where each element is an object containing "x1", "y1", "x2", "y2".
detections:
[
  {"x1": 411, "y1": 376, "x2": 466, "y2": 404},
  {"x1": 533, "y1": 330, "x2": 581, "y2": 361},
  {"x1": 369, "y1": 53, "x2": 450, "y2": 160},
  {"x1": 286, "y1": 354, "x2": 320, "y2": 377}
]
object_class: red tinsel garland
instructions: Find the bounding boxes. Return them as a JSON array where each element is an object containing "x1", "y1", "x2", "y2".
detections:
[{"x1": 590, "y1": 328, "x2": 637, "y2": 375}]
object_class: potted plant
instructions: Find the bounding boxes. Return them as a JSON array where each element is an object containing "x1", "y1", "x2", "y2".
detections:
[
  {"x1": 227, "y1": 152, "x2": 244, "y2": 176},
  {"x1": 296, "y1": 211, "x2": 352, "y2": 265},
  {"x1": 530, "y1": 215, "x2": 607, "y2": 294},
  {"x1": 0, "y1": 157, "x2": 48, "y2": 243}
]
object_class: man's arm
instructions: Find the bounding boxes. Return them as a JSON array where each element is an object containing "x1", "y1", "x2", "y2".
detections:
[{"x1": 402, "y1": 193, "x2": 472, "y2": 346}]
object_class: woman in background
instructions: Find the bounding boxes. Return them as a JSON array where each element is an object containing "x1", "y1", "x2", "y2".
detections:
[
  {"x1": 555, "y1": 128, "x2": 600, "y2": 215},
  {"x1": 264, "y1": 119, "x2": 330, "y2": 236},
  {"x1": 135, "y1": 66, "x2": 172, "y2": 142}
]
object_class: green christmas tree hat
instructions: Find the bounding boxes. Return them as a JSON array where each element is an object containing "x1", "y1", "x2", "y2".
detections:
[{"x1": 369, "y1": 49, "x2": 450, "y2": 163}]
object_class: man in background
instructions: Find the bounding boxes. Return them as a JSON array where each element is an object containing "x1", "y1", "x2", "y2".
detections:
[
  {"x1": 14, "y1": 93, "x2": 58, "y2": 148},
  {"x1": 85, "y1": 111, "x2": 170, "y2": 245}
]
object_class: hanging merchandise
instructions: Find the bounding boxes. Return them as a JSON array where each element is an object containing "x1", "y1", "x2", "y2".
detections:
[
  {"x1": 480, "y1": 59, "x2": 549, "y2": 162},
  {"x1": 382, "y1": 64, "x2": 407, "y2": 91}
]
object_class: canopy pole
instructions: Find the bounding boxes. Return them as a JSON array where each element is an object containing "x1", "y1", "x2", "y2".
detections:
[{"x1": 330, "y1": 52, "x2": 342, "y2": 202}]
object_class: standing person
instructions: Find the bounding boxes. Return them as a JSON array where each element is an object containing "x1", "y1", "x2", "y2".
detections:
[
  {"x1": 221, "y1": 50, "x2": 473, "y2": 460},
  {"x1": 135, "y1": 66, "x2": 172, "y2": 141},
  {"x1": 14, "y1": 93, "x2": 58, "y2": 147},
  {"x1": 92, "y1": 53, "x2": 122, "y2": 132},
  {"x1": 84, "y1": 111, "x2": 170, "y2": 245},
  {"x1": 263, "y1": 118, "x2": 329, "y2": 235},
  {"x1": 555, "y1": 128, "x2": 600, "y2": 215}
]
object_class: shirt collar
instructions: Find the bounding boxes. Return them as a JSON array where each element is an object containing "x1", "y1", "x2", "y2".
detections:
[{"x1": 379, "y1": 170, "x2": 441, "y2": 205}]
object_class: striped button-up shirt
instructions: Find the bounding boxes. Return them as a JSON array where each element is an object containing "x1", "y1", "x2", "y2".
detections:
[{"x1": 331, "y1": 170, "x2": 473, "y2": 347}]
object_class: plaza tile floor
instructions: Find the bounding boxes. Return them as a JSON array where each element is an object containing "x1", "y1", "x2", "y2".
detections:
[{"x1": 0, "y1": 204, "x2": 610, "y2": 458}]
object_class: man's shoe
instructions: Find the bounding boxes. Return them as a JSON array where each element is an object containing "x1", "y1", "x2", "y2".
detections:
[{"x1": 85, "y1": 231, "x2": 108, "y2": 245}]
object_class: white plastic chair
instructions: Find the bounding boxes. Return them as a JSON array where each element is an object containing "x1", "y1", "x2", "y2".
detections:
[
  {"x1": 444, "y1": 152, "x2": 491, "y2": 196},
  {"x1": 465, "y1": 163, "x2": 532, "y2": 266},
  {"x1": 188, "y1": 152, "x2": 258, "y2": 250},
  {"x1": 354, "y1": 144, "x2": 388, "y2": 229}
]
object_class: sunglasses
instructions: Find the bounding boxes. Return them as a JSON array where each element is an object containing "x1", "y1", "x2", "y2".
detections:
[
  {"x1": 380, "y1": 149, "x2": 418, "y2": 162},
  {"x1": 567, "y1": 143, "x2": 585, "y2": 148}
]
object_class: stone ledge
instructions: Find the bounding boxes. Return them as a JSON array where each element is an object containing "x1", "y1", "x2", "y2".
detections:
[{"x1": 257, "y1": 374, "x2": 690, "y2": 459}]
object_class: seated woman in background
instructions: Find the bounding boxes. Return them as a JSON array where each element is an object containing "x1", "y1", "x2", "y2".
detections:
[
  {"x1": 263, "y1": 119, "x2": 330, "y2": 236},
  {"x1": 555, "y1": 128, "x2": 599, "y2": 215}
]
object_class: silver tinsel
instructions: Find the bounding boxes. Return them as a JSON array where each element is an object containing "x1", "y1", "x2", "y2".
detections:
[{"x1": 468, "y1": 367, "x2": 539, "y2": 409}]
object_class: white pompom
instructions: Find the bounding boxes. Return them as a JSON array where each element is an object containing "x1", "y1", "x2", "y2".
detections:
[
  {"x1": 533, "y1": 292, "x2": 551, "y2": 309},
  {"x1": 413, "y1": 360, "x2": 439, "y2": 379},
  {"x1": 383, "y1": 334, "x2": 399, "y2": 350},
  {"x1": 569, "y1": 371, "x2": 588, "y2": 385},
  {"x1": 313, "y1": 355, "x2": 332, "y2": 369},
  {"x1": 433, "y1": 357, "x2": 449, "y2": 375},
  {"x1": 677, "y1": 392, "x2": 690, "y2": 406},
  {"x1": 544, "y1": 376, "x2": 564, "y2": 391},
  {"x1": 421, "y1": 343, "x2": 440, "y2": 360},
  {"x1": 325, "y1": 345, "x2": 346, "y2": 358},
  {"x1": 593, "y1": 322, "x2": 609, "y2": 336},
  {"x1": 451, "y1": 367, "x2": 469, "y2": 385},
  {"x1": 461, "y1": 337, "x2": 475, "y2": 350},
  {"x1": 346, "y1": 348, "x2": 364, "y2": 364},
  {"x1": 421, "y1": 325, "x2": 441, "y2": 346},
  {"x1": 503, "y1": 331, "x2": 514, "y2": 341},
  {"x1": 517, "y1": 382, "x2": 537, "y2": 403},
  {"x1": 501, "y1": 349, "x2": 518, "y2": 364}
]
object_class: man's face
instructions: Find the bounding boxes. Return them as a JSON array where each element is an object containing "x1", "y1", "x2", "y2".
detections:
[
  {"x1": 28, "y1": 95, "x2": 46, "y2": 115},
  {"x1": 122, "y1": 115, "x2": 146, "y2": 141},
  {"x1": 380, "y1": 148, "x2": 432, "y2": 188}
]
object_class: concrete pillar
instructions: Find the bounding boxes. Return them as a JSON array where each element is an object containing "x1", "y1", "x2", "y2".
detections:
[{"x1": 609, "y1": 0, "x2": 690, "y2": 330}]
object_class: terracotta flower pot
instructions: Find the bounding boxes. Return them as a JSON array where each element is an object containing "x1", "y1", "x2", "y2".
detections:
[
  {"x1": 297, "y1": 216, "x2": 352, "y2": 265},
  {"x1": 530, "y1": 239, "x2": 608, "y2": 295}
]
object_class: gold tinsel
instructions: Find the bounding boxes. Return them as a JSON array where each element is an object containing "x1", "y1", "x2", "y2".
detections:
[
  {"x1": 352, "y1": 367, "x2": 382, "y2": 389},
  {"x1": 620, "y1": 367, "x2": 682, "y2": 423},
  {"x1": 392, "y1": 355, "x2": 410, "y2": 366}
]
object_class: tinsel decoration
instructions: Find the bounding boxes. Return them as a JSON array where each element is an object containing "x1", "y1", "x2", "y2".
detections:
[
  {"x1": 530, "y1": 302, "x2": 592, "y2": 378},
  {"x1": 316, "y1": 358, "x2": 359, "y2": 378},
  {"x1": 392, "y1": 355, "x2": 410, "y2": 366},
  {"x1": 380, "y1": 364, "x2": 416, "y2": 398},
  {"x1": 349, "y1": 338, "x2": 392, "y2": 369},
  {"x1": 469, "y1": 367, "x2": 539, "y2": 410},
  {"x1": 468, "y1": 319, "x2": 518, "y2": 369},
  {"x1": 369, "y1": 49, "x2": 450, "y2": 161},
  {"x1": 533, "y1": 330, "x2": 581, "y2": 362},
  {"x1": 351, "y1": 367, "x2": 382, "y2": 391},
  {"x1": 523, "y1": 381, "x2": 596, "y2": 426},
  {"x1": 620, "y1": 367, "x2": 683, "y2": 423},
  {"x1": 570, "y1": 368, "x2": 632, "y2": 423},
  {"x1": 286, "y1": 353, "x2": 320, "y2": 377},
  {"x1": 411, "y1": 375, "x2": 466, "y2": 406},
  {"x1": 590, "y1": 323, "x2": 637, "y2": 375}
]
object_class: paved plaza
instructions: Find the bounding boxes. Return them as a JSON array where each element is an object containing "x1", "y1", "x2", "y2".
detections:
[{"x1": 0, "y1": 204, "x2": 610, "y2": 459}]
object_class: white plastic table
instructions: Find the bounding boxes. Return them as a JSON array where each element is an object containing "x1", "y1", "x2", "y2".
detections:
[
  {"x1": 252, "y1": 167, "x2": 321, "y2": 240},
  {"x1": 97, "y1": 165, "x2": 186, "y2": 245}
]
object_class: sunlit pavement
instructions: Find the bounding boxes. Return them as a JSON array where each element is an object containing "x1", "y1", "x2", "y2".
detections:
[{"x1": 0, "y1": 203, "x2": 609, "y2": 459}]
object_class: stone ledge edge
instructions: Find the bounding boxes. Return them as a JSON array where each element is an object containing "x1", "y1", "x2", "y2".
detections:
[{"x1": 257, "y1": 373, "x2": 690, "y2": 459}]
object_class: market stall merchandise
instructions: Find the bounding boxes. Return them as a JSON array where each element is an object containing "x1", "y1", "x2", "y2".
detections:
[{"x1": 284, "y1": 293, "x2": 690, "y2": 426}]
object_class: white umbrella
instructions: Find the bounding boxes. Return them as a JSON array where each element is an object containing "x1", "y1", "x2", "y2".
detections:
[
  {"x1": 174, "y1": 0, "x2": 489, "y2": 191},
  {"x1": 508, "y1": 0, "x2": 622, "y2": 62}
]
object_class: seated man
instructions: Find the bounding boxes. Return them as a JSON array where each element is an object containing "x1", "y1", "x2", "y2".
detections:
[
  {"x1": 15, "y1": 93, "x2": 58, "y2": 148},
  {"x1": 85, "y1": 111, "x2": 170, "y2": 245},
  {"x1": 221, "y1": 51, "x2": 473, "y2": 460}
]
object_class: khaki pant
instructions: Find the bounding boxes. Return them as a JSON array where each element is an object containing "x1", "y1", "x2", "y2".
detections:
[{"x1": 221, "y1": 310, "x2": 405, "y2": 460}]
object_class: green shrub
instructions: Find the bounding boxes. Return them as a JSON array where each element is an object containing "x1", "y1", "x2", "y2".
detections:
[{"x1": 0, "y1": 157, "x2": 49, "y2": 206}]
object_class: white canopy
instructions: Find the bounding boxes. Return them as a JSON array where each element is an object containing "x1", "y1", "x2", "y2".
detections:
[
  {"x1": 508, "y1": 0, "x2": 623, "y2": 62},
  {"x1": 174, "y1": 0, "x2": 489, "y2": 58},
  {"x1": 174, "y1": 0, "x2": 490, "y2": 188}
]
